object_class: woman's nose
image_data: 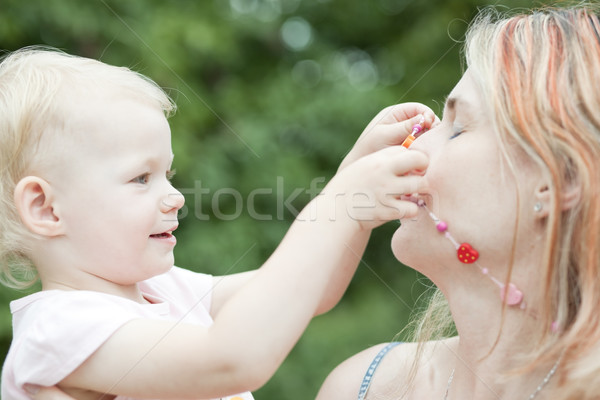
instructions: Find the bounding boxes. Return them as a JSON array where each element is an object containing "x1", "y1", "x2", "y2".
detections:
[{"x1": 409, "y1": 122, "x2": 440, "y2": 152}]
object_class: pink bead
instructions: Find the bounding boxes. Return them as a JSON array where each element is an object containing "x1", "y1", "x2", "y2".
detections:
[
  {"x1": 550, "y1": 321, "x2": 559, "y2": 333},
  {"x1": 412, "y1": 124, "x2": 423, "y2": 134},
  {"x1": 481, "y1": 268, "x2": 489, "y2": 275},
  {"x1": 417, "y1": 199, "x2": 425, "y2": 207},
  {"x1": 500, "y1": 283, "x2": 523, "y2": 306},
  {"x1": 436, "y1": 221, "x2": 448, "y2": 232}
]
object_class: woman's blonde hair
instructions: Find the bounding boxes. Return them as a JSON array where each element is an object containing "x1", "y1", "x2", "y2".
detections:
[
  {"x1": 0, "y1": 46, "x2": 176, "y2": 289},
  {"x1": 409, "y1": 4, "x2": 600, "y2": 398}
]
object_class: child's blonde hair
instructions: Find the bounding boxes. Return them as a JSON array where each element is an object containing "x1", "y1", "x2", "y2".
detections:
[{"x1": 0, "y1": 47, "x2": 176, "y2": 289}]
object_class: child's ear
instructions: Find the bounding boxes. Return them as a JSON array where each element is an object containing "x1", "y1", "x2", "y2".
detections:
[{"x1": 14, "y1": 176, "x2": 64, "y2": 237}]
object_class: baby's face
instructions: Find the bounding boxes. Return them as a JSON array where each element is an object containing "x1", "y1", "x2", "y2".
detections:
[{"x1": 47, "y1": 94, "x2": 185, "y2": 285}]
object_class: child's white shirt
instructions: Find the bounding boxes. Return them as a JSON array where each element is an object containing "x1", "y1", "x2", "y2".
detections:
[{"x1": 1, "y1": 266, "x2": 254, "y2": 400}]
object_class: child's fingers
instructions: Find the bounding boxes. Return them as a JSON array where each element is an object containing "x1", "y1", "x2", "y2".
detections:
[
  {"x1": 379, "y1": 177, "x2": 428, "y2": 215},
  {"x1": 368, "y1": 200, "x2": 420, "y2": 223},
  {"x1": 361, "y1": 103, "x2": 436, "y2": 134},
  {"x1": 340, "y1": 104, "x2": 437, "y2": 174},
  {"x1": 373, "y1": 115, "x2": 418, "y2": 144},
  {"x1": 372, "y1": 189, "x2": 424, "y2": 221},
  {"x1": 395, "y1": 155, "x2": 428, "y2": 178},
  {"x1": 418, "y1": 111, "x2": 438, "y2": 135},
  {"x1": 377, "y1": 146, "x2": 429, "y2": 175},
  {"x1": 385, "y1": 198, "x2": 421, "y2": 220},
  {"x1": 380, "y1": 111, "x2": 437, "y2": 146},
  {"x1": 362, "y1": 114, "x2": 420, "y2": 149},
  {"x1": 383, "y1": 102, "x2": 437, "y2": 124},
  {"x1": 393, "y1": 114, "x2": 427, "y2": 144}
]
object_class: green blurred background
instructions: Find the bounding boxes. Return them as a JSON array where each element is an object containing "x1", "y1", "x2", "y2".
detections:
[{"x1": 0, "y1": 0, "x2": 541, "y2": 398}]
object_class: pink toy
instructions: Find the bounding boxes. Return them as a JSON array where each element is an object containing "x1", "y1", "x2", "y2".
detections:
[{"x1": 401, "y1": 115, "x2": 425, "y2": 148}]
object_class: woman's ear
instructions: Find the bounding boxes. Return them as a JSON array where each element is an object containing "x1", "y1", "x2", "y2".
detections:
[
  {"x1": 14, "y1": 176, "x2": 64, "y2": 237},
  {"x1": 561, "y1": 182, "x2": 581, "y2": 211},
  {"x1": 534, "y1": 180, "x2": 581, "y2": 218}
]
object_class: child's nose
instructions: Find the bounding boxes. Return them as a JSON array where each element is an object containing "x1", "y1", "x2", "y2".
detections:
[{"x1": 161, "y1": 188, "x2": 185, "y2": 213}]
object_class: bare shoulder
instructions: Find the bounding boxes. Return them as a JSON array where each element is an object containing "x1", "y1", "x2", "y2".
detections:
[
  {"x1": 316, "y1": 343, "x2": 393, "y2": 400},
  {"x1": 397, "y1": 337, "x2": 458, "y2": 399},
  {"x1": 316, "y1": 337, "x2": 458, "y2": 400}
]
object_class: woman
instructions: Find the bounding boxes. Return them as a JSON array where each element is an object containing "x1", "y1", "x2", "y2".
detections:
[{"x1": 318, "y1": 5, "x2": 600, "y2": 400}]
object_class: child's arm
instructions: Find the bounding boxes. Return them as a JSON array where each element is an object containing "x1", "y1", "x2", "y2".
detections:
[
  {"x1": 322, "y1": 102, "x2": 437, "y2": 313},
  {"x1": 210, "y1": 103, "x2": 437, "y2": 319},
  {"x1": 29, "y1": 386, "x2": 76, "y2": 400},
  {"x1": 58, "y1": 108, "x2": 430, "y2": 400}
]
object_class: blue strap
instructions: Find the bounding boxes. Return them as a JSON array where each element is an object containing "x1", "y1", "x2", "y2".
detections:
[{"x1": 357, "y1": 342, "x2": 401, "y2": 400}]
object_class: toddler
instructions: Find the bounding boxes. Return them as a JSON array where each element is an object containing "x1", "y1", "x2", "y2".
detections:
[{"x1": 0, "y1": 47, "x2": 433, "y2": 400}]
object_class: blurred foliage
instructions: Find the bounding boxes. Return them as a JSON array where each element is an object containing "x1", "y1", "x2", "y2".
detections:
[{"x1": 0, "y1": 0, "x2": 543, "y2": 398}]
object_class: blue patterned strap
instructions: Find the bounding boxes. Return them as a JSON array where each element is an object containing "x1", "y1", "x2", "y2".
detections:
[{"x1": 357, "y1": 342, "x2": 401, "y2": 400}]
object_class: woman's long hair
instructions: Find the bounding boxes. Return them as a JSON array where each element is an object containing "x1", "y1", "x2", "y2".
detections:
[{"x1": 407, "y1": 5, "x2": 600, "y2": 399}]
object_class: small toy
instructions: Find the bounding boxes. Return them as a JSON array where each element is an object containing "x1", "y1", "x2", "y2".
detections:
[{"x1": 401, "y1": 115, "x2": 426, "y2": 148}]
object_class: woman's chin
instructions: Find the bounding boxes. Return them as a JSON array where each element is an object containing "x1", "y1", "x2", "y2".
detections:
[{"x1": 391, "y1": 224, "x2": 412, "y2": 264}]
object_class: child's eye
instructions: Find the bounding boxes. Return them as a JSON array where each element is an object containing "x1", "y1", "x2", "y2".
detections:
[
  {"x1": 132, "y1": 173, "x2": 150, "y2": 184},
  {"x1": 166, "y1": 169, "x2": 176, "y2": 181}
]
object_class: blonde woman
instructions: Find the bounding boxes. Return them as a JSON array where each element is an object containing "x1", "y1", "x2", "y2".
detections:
[{"x1": 318, "y1": 5, "x2": 600, "y2": 400}]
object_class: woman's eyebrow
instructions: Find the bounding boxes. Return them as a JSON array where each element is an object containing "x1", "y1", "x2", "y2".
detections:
[
  {"x1": 444, "y1": 96, "x2": 458, "y2": 112},
  {"x1": 444, "y1": 96, "x2": 475, "y2": 119},
  {"x1": 439, "y1": 95, "x2": 457, "y2": 120}
]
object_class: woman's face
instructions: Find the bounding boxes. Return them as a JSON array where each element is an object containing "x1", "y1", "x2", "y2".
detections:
[{"x1": 392, "y1": 70, "x2": 535, "y2": 278}]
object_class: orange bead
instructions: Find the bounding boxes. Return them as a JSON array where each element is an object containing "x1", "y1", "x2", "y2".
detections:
[{"x1": 401, "y1": 134, "x2": 415, "y2": 148}]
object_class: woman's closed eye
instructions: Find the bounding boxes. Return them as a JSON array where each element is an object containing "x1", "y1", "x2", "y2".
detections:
[{"x1": 449, "y1": 126, "x2": 465, "y2": 140}]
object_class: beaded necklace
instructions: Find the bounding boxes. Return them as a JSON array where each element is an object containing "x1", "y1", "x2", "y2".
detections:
[
  {"x1": 421, "y1": 196, "x2": 561, "y2": 399},
  {"x1": 418, "y1": 201, "x2": 526, "y2": 308}
]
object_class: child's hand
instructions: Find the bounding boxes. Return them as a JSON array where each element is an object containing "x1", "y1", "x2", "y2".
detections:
[
  {"x1": 324, "y1": 144, "x2": 428, "y2": 231},
  {"x1": 339, "y1": 103, "x2": 438, "y2": 171}
]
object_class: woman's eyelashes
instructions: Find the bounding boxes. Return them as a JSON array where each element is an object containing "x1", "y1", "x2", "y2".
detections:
[{"x1": 449, "y1": 125, "x2": 465, "y2": 139}]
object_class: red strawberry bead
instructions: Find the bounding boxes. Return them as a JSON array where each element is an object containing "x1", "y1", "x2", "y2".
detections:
[{"x1": 457, "y1": 243, "x2": 479, "y2": 264}]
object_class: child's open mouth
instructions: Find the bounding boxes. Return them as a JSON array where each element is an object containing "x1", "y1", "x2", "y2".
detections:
[
  {"x1": 150, "y1": 232, "x2": 172, "y2": 239},
  {"x1": 150, "y1": 225, "x2": 178, "y2": 244}
]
